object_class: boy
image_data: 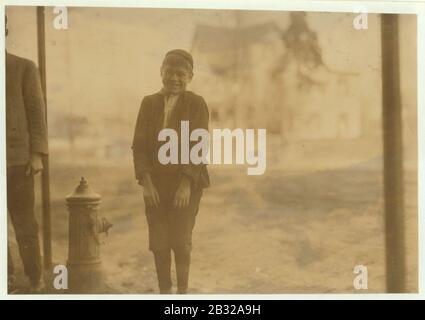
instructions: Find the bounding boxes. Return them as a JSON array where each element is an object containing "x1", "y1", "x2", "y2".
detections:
[{"x1": 132, "y1": 49, "x2": 210, "y2": 294}]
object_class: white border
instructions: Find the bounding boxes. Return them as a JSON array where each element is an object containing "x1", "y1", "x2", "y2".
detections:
[
  {"x1": 1, "y1": 0, "x2": 424, "y2": 300},
  {"x1": 417, "y1": 3, "x2": 424, "y2": 299}
]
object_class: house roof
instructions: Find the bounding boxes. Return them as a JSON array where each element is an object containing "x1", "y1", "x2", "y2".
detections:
[
  {"x1": 191, "y1": 22, "x2": 282, "y2": 74},
  {"x1": 191, "y1": 22, "x2": 282, "y2": 53}
]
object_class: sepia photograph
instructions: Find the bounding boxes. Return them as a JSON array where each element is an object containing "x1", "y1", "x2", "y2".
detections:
[{"x1": 2, "y1": 2, "x2": 419, "y2": 295}]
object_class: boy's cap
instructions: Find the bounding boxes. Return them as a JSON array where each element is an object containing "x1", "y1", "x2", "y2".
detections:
[{"x1": 165, "y1": 49, "x2": 193, "y2": 70}]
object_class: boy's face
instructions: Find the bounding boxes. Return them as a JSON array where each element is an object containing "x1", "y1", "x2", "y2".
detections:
[{"x1": 161, "y1": 64, "x2": 193, "y2": 95}]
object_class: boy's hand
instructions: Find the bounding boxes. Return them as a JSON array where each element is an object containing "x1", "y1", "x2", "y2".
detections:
[
  {"x1": 174, "y1": 175, "x2": 191, "y2": 208},
  {"x1": 144, "y1": 183, "x2": 160, "y2": 207},
  {"x1": 26, "y1": 153, "x2": 43, "y2": 176},
  {"x1": 142, "y1": 174, "x2": 160, "y2": 207}
]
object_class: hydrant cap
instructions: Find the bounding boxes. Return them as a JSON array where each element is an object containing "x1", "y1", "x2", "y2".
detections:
[{"x1": 66, "y1": 177, "x2": 101, "y2": 203}]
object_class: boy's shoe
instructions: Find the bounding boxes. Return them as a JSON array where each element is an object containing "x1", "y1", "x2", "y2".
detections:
[
  {"x1": 159, "y1": 287, "x2": 172, "y2": 294},
  {"x1": 176, "y1": 288, "x2": 188, "y2": 294}
]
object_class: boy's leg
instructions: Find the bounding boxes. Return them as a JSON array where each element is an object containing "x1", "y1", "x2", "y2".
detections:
[
  {"x1": 7, "y1": 166, "x2": 42, "y2": 288},
  {"x1": 145, "y1": 186, "x2": 173, "y2": 294},
  {"x1": 153, "y1": 249, "x2": 172, "y2": 294},
  {"x1": 174, "y1": 249, "x2": 191, "y2": 294},
  {"x1": 171, "y1": 190, "x2": 202, "y2": 294},
  {"x1": 146, "y1": 210, "x2": 172, "y2": 293}
]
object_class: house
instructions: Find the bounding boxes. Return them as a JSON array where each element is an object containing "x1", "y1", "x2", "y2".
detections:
[
  {"x1": 190, "y1": 17, "x2": 364, "y2": 141},
  {"x1": 190, "y1": 22, "x2": 284, "y2": 129}
]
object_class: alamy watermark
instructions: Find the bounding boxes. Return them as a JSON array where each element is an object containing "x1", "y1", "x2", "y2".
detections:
[
  {"x1": 158, "y1": 121, "x2": 267, "y2": 175},
  {"x1": 353, "y1": 6, "x2": 368, "y2": 30},
  {"x1": 353, "y1": 265, "x2": 368, "y2": 290}
]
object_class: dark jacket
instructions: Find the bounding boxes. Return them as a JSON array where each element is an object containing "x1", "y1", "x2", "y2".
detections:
[
  {"x1": 132, "y1": 90, "x2": 210, "y2": 189},
  {"x1": 6, "y1": 52, "x2": 48, "y2": 166}
]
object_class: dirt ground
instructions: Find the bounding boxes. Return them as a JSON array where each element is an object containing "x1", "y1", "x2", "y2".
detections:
[{"x1": 8, "y1": 138, "x2": 418, "y2": 294}]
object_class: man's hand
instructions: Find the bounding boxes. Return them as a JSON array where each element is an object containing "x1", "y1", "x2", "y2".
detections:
[
  {"x1": 26, "y1": 153, "x2": 43, "y2": 176},
  {"x1": 141, "y1": 174, "x2": 160, "y2": 207},
  {"x1": 173, "y1": 175, "x2": 191, "y2": 209}
]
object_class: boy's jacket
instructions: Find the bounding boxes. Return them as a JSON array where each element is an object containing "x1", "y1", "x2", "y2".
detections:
[{"x1": 132, "y1": 90, "x2": 210, "y2": 189}]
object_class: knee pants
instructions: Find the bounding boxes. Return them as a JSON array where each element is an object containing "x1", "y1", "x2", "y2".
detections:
[{"x1": 144, "y1": 175, "x2": 202, "y2": 253}]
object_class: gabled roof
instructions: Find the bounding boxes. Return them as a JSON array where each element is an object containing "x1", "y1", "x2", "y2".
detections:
[
  {"x1": 191, "y1": 22, "x2": 282, "y2": 53},
  {"x1": 191, "y1": 22, "x2": 282, "y2": 74}
]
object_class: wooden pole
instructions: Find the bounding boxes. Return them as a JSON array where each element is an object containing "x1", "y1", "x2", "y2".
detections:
[
  {"x1": 381, "y1": 14, "x2": 406, "y2": 293},
  {"x1": 36, "y1": 6, "x2": 52, "y2": 271}
]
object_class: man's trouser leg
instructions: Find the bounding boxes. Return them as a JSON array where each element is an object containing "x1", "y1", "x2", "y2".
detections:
[
  {"x1": 8, "y1": 246, "x2": 14, "y2": 276},
  {"x1": 7, "y1": 166, "x2": 42, "y2": 286}
]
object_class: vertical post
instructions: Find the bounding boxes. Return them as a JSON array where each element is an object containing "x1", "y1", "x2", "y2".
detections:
[
  {"x1": 36, "y1": 6, "x2": 52, "y2": 271},
  {"x1": 381, "y1": 14, "x2": 406, "y2": 293}
]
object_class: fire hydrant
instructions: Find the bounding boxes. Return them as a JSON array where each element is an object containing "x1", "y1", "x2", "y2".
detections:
[{"x1": 66, "y1": 177, "x2": 112, "y2": 293}]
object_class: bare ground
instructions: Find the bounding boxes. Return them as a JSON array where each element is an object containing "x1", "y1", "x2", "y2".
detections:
[{"x1": 8, "y1": 138, "x2": 418, "y2": 294}]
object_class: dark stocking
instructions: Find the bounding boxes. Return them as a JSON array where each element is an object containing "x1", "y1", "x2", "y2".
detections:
[
  {"x1": 174, "y1": 250, "x2": 191, "y2": 294},
  {"x1": 153, "y1": 250, "x2": 172, "y2": 294}
]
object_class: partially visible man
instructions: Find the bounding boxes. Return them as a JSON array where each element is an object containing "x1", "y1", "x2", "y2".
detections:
[{"x1": 6, "y1": 15, "x2": 48, "y2": 293}]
